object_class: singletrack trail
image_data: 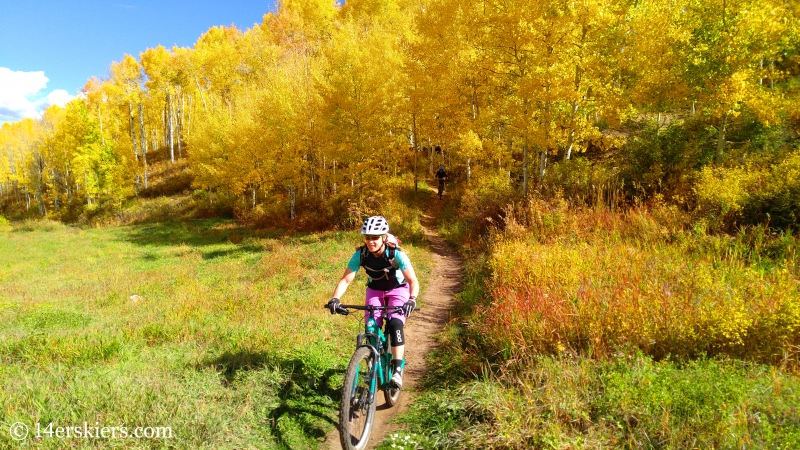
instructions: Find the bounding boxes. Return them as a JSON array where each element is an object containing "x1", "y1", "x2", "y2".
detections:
[{"x1": 324, "y1": 190, "x2": 462, "y2": 450}]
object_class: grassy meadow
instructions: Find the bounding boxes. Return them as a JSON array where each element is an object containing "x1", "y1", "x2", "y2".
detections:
[{"x1": 0, "y1": 216, "x2": 433, "y2": 449}]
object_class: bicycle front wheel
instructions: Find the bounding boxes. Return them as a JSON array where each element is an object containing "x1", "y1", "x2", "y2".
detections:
[
  {"x1": 384, "y1": 382, "x2": 402, "y2": 407},
  {"x1": 339, "y1": 346, "x2": 377, "y2": 450}
]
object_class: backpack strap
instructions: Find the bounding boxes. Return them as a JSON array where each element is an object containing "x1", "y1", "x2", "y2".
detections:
[
  {"x1": 359, "y1": 244, "x2": 368, "y2": 268},
  {"x1": 387, "y1": 244, "x2": 398, "y2": 269},
  {"x1": 360, "y1": 242, "x2": 399, "y2": 269}
]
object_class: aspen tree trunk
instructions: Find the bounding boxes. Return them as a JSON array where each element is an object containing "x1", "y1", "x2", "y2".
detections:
[
  {"x1": 35, "y1": 181, "x2": 45, "y2": 216},
  {"x1": 541, "y1": 74, "x2": 552, "y2": 186},
  {"x1": 715, "y1": 116, "x2": 727, "y2": 163},
  {"x1": 51, "y1": 168, "x2": 59, "y2": 210},
  {"x1": 466, "y1": 157, "x2": 471, "y2": 184},
  {"x1": 177, "y1": 92, "x2": 183, "y2": 159},
  {"x1": 168, "y1": 90, "x2": 175, "y2": 164},
  {"x1": 129, "y1": 102, "x2": 138, "y2": 161},
  {"x1": 186, "y1": 95, "x2": 192, "y2": 138},
  {"x1": 34, "y1": 152, "x2": 45, "y2": 216},
  {"x1": 162, "y1": 103, "x2": 167, "y2": 149},
  {"x1": 538, "y1": 149, "x2": 547, "y2": 184},
  {"x1": 139, "y1": 103, "x2": 148, "y2": 189},
  {"x1": 522, "y1": 136, "x2": 528, "y2": 196},
  {"x1": 85, "y1": 173, "x2": 91, "y2": 206},
  {"x1": 411, "y1": 119, "x2": 418, "y2": 192},
  {"x1": 564, "y1": 127, "x2": 576, "y2": 161},
  {"x1": 66, "y1": 166, "x2": 72, "y2": 201},
  {"x1": 98, "y1": 105, "x2": 105, "y2": 148},
  {"x1": 428, "y1": 138, "x2": 434, "y2": 174},
  {"x1": 288, "y1": 186, "x2": 296, "y2": 219},
  {"x1": 252, "y1": 187, "x2": 256, "y2": 209},
  {"x1": 194, "y1": 75, "x2": 208, "y2": 111},
  {"x1": 333, "y1": 160, "x2": 337, "y2": 194}
]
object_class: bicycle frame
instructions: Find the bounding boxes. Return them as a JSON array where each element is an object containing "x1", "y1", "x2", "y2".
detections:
[{"x1": 354, "y1": 309, "x2": 396, "y2": 399}]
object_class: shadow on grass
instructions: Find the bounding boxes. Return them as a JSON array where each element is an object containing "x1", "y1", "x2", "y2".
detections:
[
  {"x1": 119, "y1": 220, "x2": 266, "y2": 260},
  {"x1": 200, "y1": 350, "x2": 343, "y2": 449}
]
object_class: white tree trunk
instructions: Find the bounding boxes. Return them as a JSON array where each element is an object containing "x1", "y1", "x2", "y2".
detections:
[
  {"x1": 288, "y1": 186, "x2": 296, "y2": 219},
  {"x1": 98, "y1": 105, "x2": 105, "y2": 148},
  {"x1": 538, "y1": 149, "x2": 547, "y2": 184},
  {"x1": 129, "y1": 102, "x2": 138, "y2": 161},
  {"x1": 522, "y1": 137, "x2": 528, "y2": 196},
  {"x1": 139, "y1": 103, "x2": 148, "y2": 189},
  {"x1": 716, "y1": 116, "x2": 727, "y2": 162},
  {"x1": 168, "y1": 90, "x2": 175, "y2": 164}
]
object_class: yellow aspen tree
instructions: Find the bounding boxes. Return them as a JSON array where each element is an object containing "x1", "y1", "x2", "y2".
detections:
[
  {"x1": 319, "y1": 17, "x2": 404, "y2": 198},
  {"x1": 680, "y1": 0, "x2": 793, "y2": 161}
]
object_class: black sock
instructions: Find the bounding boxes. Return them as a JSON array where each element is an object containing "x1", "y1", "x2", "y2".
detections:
[{"x1": 392, "y1": 359, "x2": 404, "y2": 376}]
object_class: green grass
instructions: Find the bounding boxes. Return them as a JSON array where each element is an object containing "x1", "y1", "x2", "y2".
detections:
[
  {"x1": 0, "y1": 218, "x2": 434, "y2": 449},
  {"x1": 397, "y1": 354, "x2": 800, "y2": 449}
]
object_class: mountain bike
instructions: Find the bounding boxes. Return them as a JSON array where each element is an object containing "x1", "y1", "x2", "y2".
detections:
[
  {"x1": 437, "y1": 178, "x2": 446, "y2": 199},
  {"x1": 327, "y1": 303, "x2": 415, "y2": 450}
]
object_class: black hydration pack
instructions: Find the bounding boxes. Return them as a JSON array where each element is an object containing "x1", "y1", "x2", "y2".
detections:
[{"x1": 359, "y1": 242, "x2": 403, "y2": 291}]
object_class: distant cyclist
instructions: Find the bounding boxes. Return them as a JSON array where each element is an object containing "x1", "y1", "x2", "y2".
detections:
[
  {"x1": 326, "y1": 216, "x2": 419, "y2": 388},
  {"x1": 435, "y1": 165, "x2": 448, "y2": 199}
]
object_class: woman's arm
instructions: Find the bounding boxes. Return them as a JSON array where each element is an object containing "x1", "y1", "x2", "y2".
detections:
[
  {"x1": 332, "y1": 268, "x2": 357, "y2": 299},
  {"x1": 401, "y1": 265, "x2": 419, "y2": 298}
]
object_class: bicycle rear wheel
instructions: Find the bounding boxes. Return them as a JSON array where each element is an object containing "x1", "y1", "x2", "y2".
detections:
[{"x1": 339, "y1": 346, "x2": 377, "y2": 450}]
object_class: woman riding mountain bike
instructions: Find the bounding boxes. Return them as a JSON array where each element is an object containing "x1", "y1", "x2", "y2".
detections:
[{"x1": 326, "y1": 216, "x2": 419, "y2": 388}]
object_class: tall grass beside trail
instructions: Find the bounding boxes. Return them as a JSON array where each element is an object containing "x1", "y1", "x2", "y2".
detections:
[
  {"x1": 0, "y1": 212, "x2": 434, "y2": 448},
  {"x1": 481, "y1": 199, "x2": 800, "y2": 364},
  {"x1": 399, "y1": 354, "x2": 800, "y2": 449}
]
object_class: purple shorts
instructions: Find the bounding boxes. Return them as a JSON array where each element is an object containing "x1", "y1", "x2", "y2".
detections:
[{"x1": 365, "y1": 284, "x2": 410, "y2": 326}]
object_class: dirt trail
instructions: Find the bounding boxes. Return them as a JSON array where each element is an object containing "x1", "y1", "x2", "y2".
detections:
[{"x1": 324, "y1": 192, "x2": 462, "y2": 450}]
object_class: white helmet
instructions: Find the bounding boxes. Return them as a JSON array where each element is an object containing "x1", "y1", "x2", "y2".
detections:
[{"x1": 361, "y1": 216, "x2": 389, "y2": 235}]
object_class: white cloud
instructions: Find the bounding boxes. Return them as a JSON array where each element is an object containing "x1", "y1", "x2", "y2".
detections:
[
  {"x1": 45, "y1": 89, "x2": 74, "y2": 107},
  {"x1": 0, "y1": 67, "x2": 76, "y2": 123}
]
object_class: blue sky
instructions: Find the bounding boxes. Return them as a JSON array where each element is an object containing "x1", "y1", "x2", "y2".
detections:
[{"x1": 0, "y1": 1, "x2": 276, "y2": 123}]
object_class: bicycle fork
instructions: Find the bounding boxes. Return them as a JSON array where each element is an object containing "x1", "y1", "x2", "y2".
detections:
[{"x1": 355, "y1": 333, "x2": 382, "y2": 404}]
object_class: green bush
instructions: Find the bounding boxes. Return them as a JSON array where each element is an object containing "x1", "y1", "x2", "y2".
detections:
[
  {"x1": 695, "y1": 149, "x2": 800, "y2": 230},
  {"x1": 617, "y1": 121, "x2": 709, "y2": 200}
]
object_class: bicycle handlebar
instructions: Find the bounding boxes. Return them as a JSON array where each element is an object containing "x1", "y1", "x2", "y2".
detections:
[{"x1": 322, "y1": 304, "x2": 421, "y2": 316}]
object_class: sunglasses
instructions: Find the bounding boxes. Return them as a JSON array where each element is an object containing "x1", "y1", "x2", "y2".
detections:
[{"x1": 364, "y1": 235, "x2": 383, "y2": 241}]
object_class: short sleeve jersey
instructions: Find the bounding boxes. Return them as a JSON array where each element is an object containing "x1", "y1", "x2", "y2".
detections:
[{"x1": 347, "y1": 247, "x2": 411, "y2": 286}]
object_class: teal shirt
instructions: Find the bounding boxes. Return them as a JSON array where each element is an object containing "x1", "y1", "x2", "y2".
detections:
[{"x1": 347, "y1": 247, "x2": 411, "y2": 286}]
